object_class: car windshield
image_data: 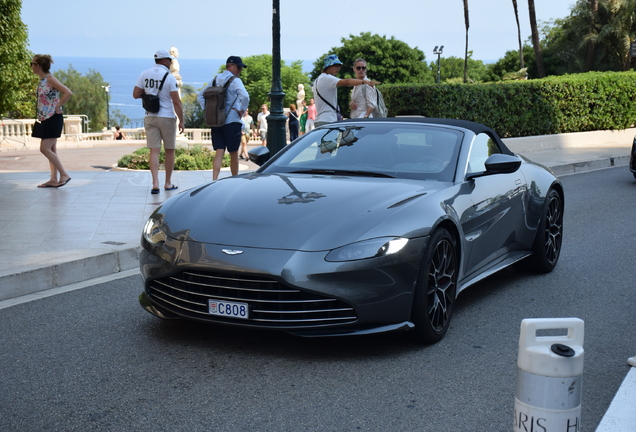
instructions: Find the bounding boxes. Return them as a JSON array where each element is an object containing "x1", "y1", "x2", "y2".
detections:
[{"x1": 260, "y1": 123, "x2": 463, "y2": 181}]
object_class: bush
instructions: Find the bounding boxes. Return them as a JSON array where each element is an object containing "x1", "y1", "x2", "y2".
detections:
[
  {"x1": 129, "y1": 153, "x2": 150, "y2": 170},
  {"x1": 382, "y1": 71, "x2": 636, "y2": 137},
  {"x1": 174, "y1": 154, "x2": 197, "y2": 170},
  {"x1": 117, "y1": 154, "x2": 133, "y2": 168},
  {"x1": 194, "y1": 154, "x2": 212, "y2": 170},
  {"x1": 117, "y1": 144, "x2": 229, "y2": 170}
]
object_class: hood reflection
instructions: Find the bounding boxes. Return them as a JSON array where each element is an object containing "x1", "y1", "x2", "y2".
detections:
[{"x1": 277, "y1": 174, "x2": 326, "y2": 204}]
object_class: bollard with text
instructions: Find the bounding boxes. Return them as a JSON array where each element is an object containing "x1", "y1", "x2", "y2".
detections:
[{"x1": 514, "y1": 318, "x2": 584, "y2": 432}]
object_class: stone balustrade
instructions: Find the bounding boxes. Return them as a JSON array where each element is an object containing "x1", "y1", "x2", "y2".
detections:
[{"x1": 1, "y1": 117, "x2": 215, "y2": 151}]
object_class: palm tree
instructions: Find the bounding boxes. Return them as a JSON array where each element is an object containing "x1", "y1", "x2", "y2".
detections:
[
  {"x1": 512, "y1": 0, "x2": 525, "y2": 69},
  {"x1": 585, "y1": 0, "x2": 599, "y2": 71},
  {"x1": 463, "y1": 0, "x2": 470, "y2": 83},
  {"x1": 528, "y1": 0, "x2": 547, "y2": 77},
  {"x1": 570, "y1": 0, "x2": 636, "y2": 71}
]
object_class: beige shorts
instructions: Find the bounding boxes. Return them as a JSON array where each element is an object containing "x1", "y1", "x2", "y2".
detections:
[{"x1": 144, "y1": 116, "x2": 176, "y2": 149}]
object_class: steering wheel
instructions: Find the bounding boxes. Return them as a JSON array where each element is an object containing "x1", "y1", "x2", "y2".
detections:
[{"x1": 415, "y1": 156, "x2": 446, "y2": 170}]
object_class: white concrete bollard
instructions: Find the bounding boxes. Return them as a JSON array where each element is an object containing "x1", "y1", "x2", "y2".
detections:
[{"x1": 514, "y1": 318, "x2": 584, "y2": 432}]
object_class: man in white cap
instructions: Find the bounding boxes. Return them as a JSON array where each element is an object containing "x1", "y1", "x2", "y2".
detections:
[
  {"x1": 312, "y1": 54, "x2": 380, "y2": 128},
  {"x1": 133, "y1": 49, "x2": 184, "y2": 194}
]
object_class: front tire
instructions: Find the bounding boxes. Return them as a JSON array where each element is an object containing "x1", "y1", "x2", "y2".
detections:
[
  {"x1": 411, "y1": 228, "x2": 458, "y2": 343},
  {"x1": 529, "y1": 189, "x2": 563, "y2": 273}
]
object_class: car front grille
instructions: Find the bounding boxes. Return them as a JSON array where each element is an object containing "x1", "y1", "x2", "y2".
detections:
[{"x1": 147, "y1": 270, "x2": 357, "y2": 328}]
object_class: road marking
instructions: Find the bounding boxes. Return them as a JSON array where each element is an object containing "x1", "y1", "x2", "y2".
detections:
[{"x1": 0, "y1": 268, "x2": 140, "y2": 310}]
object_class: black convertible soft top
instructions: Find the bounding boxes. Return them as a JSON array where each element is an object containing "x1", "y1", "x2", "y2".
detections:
[{"x1": 340, "y1": 116, "x2": 513, "y2": 155}]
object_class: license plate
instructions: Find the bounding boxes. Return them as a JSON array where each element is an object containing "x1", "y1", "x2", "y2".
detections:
[{"x1": 208, "y1": 299, "x2": 249, "y2": 319}]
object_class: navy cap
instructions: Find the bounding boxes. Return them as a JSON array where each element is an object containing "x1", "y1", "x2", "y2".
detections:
[{"x1": 227, "y1": 56, "x2": 247, "y2": 68}]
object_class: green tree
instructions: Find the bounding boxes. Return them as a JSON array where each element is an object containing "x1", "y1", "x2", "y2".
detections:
[
  {"x1": 311, "y1": 32, "x2": 432, "y2": 84},
  {"x1": 181, "y1": 84, "x2": 205, "y2": 128},
  {"x1": 535, "y1": 0, "x2": 636, "y2": 74},
  {"x1": 0, "y1": 0, "x2": 36, "y2": 118},
  {"x1": 311, "y1": 32, "x2": 433, "y2": 117},
  {"x1": 54, "y1": 66, "x2": 108, "y2": 132},
  {"x1": 432, "y1": 54, "x2": 491, "y2": 83},
  {"x1": 110, "y1": 109, "x2": 130, "y2": 128},
  {"x1": 487, "y1": 46, "x2": 536, "y2": 80}
]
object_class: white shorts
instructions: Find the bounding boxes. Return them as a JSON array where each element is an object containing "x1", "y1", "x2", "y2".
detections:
[{"x1": 144, "y1": 116, "x2": 176, "y2": 149}]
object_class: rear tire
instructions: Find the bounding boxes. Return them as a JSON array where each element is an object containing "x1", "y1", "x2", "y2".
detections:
[
  {"x1": 529, "y1": 189, "x2": 563, "y2": 273},
  {"x1": 410, "y1": 228, "x2": 458, "y2": 343}
]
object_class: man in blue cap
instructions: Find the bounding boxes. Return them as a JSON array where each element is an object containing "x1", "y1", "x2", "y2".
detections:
[
  {"x1": 198, "y1": 56, "x2": 250, "y2": 180},
  {"x1": 312, "y1": 54, "x2": 380, "y2": 127}
]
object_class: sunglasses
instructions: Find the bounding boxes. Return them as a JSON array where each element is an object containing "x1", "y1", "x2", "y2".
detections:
[
  {"x1": 30, "y1": 62, "x2": 38, "y2": 66},
  {"x1": 355, "y1": 66, "x2": 367, "y2": 71}
]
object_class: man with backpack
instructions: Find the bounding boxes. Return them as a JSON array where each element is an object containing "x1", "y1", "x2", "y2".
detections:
[
  {"x1": 198, "y1": 56, "x2": 249, "y2": 180},
  {"x1": 133, "y1": 49, "x2": 184, "y2": 194}
]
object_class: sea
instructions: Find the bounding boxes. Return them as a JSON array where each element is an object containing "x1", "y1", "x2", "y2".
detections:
[{"x1": 51, "y1": 57, "x2": 313, "y2": 128}]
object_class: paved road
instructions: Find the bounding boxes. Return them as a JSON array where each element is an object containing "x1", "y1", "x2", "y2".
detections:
[
  {"x1": 0, "y1": 166, "x2": 634, "y2": 431},
  {"x1": 0, "y1": 144, "x2": 143, "y2": 172},
  {"x1": 0, "y1": 141, "x2": 262, "y2": 174}
]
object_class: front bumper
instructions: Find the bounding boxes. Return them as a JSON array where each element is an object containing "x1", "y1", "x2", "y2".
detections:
[{"x1": 139, "y1": 236, "x2": 427, "y2": 336}]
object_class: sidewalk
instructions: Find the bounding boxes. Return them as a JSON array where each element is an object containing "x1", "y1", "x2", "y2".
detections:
[{"x1": 0, "y1": 133, "x2": 634, "y2": 431}]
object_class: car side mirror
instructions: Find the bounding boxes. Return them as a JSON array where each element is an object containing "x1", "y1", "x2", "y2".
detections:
[
  {"x1": 248, "y1": 146, "x2": 270, "y2": 166},
  {"x1": 466, "y1": 154, "x2": 522, "y2": 180}
]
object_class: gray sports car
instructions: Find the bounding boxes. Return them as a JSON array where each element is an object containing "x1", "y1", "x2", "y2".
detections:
[{"x1": 139, "y1": 117, "x2": 563, "y2": 343}]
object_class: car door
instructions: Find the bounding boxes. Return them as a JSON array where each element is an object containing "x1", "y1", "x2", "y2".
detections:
[{"x1": 460, "y1": 133, "x2": 527, "y2": 275}]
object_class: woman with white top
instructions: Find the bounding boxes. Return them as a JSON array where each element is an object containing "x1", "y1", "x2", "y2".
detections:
[{"x1": 349, "y1": 58, "x2": 377, "y2": 119}]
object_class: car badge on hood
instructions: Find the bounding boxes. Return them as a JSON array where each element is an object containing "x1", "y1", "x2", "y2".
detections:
[{"x1": 222, "y1": 249, "x2": 244, "y2": 255}]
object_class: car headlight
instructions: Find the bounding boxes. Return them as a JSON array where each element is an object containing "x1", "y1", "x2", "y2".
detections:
[
  {"x1": 142, "y1": 217, "x2": 167, "y2": 246},
  {"x1": 325, "y1": 237, "x2": 409, "y2": 262}
]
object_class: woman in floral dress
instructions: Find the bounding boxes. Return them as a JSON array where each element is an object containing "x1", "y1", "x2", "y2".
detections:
[{"x1": 31, "y1": 54, "x2": 73, "y2": 188}]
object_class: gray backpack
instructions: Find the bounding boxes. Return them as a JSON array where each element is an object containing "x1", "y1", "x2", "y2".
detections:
[
  {"x1": 203, "y1": 75, "x2": 237, "y2": 127},
  {"x1": 362, "y1": 85, "x2": 388, "y2": 118}
]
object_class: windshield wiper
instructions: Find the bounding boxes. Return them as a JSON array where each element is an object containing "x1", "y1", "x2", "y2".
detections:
[{"x1": 290, "y1": 169, "x2": 395, "y2": 178}]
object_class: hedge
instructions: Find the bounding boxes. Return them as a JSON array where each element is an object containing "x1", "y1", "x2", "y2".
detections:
[
  {"x1": 381, "y1": 71, "x2": 636, "y2": 137},
  {"x1": 117, "y1": 144, "x2": 229, "y2": 170}
]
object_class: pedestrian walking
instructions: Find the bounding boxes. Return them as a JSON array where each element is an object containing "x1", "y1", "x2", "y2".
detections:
[
  {"x1": 286, "y1": 103, "x2": 300, "y2": 142},
  {"x1": 240, "y1": 109, "x2": 254, "y2": 160},
  {"x1": 299, "y1": 100, "x2": 308, "y2": 135},
  {"x1": 133, "y1": 49, "x2": 184, "y2": 194},
  {"x1": 257, "y1": 104, "x2": 269, "y2": 147},
  {"x1": 30, "y1": 54, "x2": 73, "y2": 188},
  {"x1": 306, "y1": 98, "x2": 316, "y2": 132},
  {"x1": 197, "y1": 56, "x2": 250, "y2": 180}
]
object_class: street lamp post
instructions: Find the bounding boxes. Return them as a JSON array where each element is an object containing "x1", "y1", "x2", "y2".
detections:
[
  {"x1": 433, "y1": 46, "x2": 444, "y2": 84},
  {"x1": 101, "y1": 85, "x2": 110, "y2": 129},
  {"x1": 266, "y1": 0, "x2": 287, "y2": 156}
]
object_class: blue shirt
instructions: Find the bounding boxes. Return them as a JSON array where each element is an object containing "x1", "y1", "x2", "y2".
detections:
[{"x1": 197, "y1": 70, "x2": 249, "y2": 125}]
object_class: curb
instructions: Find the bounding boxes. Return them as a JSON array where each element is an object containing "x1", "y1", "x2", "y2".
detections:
[
  {"x1": 550, "y1": 155, "x2": 631, "y2": 176},
  {"x1": 0, "y1": 246, "x2": 140, "y2": 302}
]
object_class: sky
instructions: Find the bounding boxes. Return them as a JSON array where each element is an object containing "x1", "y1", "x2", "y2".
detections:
[{"x1": 21, "y1": 0, "x2": 576, "y2": 64}]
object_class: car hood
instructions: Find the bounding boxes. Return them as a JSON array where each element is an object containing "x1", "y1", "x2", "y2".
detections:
[{"x1": 161, "y1": 173, "x2": 445, "y2": 251}]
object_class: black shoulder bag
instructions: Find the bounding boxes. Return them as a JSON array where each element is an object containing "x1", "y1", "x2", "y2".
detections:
[{"x1": 142, "y1": 72, "x2": 169, "y2": 114}]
